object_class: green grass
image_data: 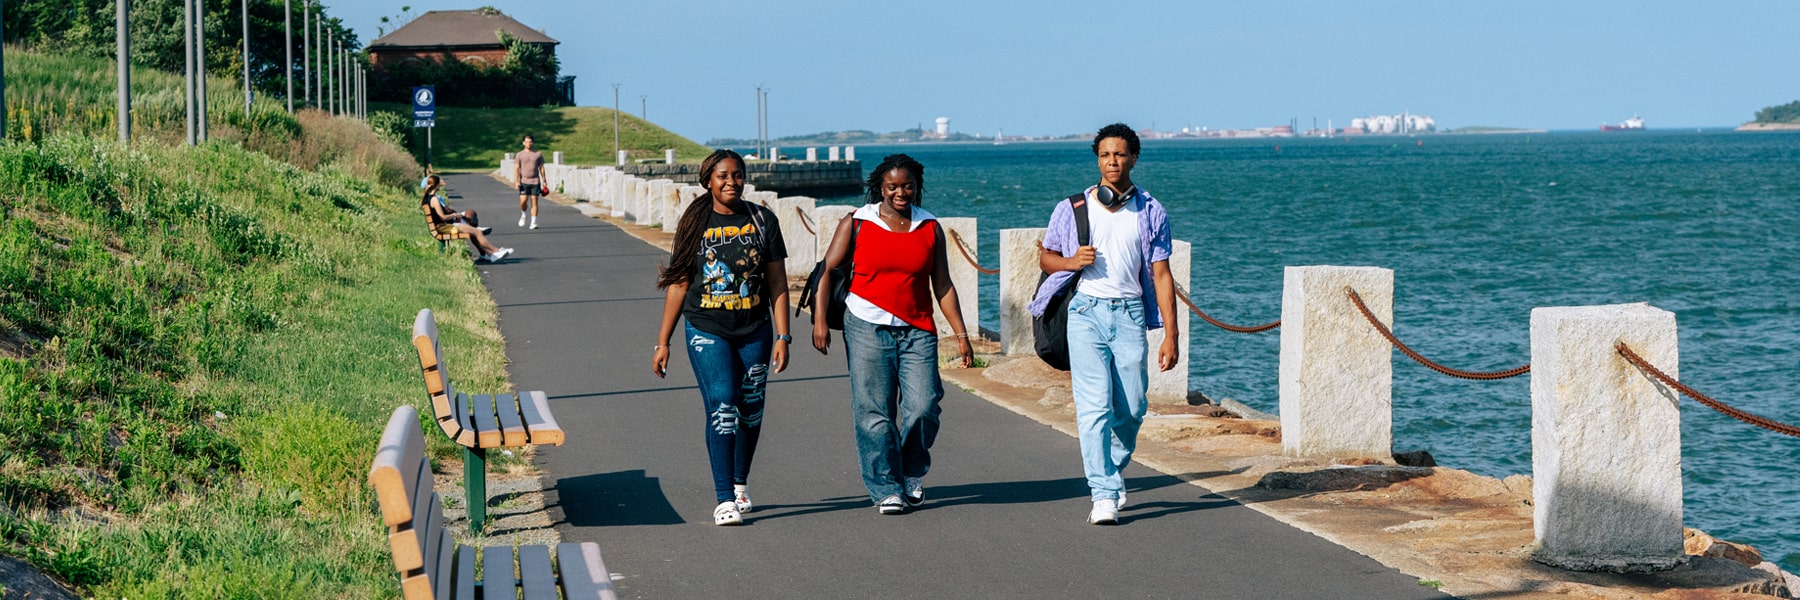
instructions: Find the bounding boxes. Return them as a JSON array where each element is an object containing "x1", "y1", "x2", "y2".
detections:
[
  {"x1": 0, "y1": 50, "x2": 514, "y2": 596},
  {"x1": 371, "y1": 102, "x2": 713, "y2": 170}
]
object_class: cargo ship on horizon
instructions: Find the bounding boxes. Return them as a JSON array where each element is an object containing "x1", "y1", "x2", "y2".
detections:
[{"x1": 1601, "y1": 116, "x2": 1645, "y2": 131}]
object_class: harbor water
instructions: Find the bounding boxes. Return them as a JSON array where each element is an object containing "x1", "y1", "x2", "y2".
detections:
[{"x1": 818, "y1": 131, "x2": 1800, "y2": 569}]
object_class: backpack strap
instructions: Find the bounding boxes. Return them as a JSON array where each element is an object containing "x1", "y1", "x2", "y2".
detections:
[
  {"x1": 1067, "y1": 193, "x2": 1091, "y2": 248},
  {"x1": 746, "y1": 202, "x2": 772, "y2": 257}
]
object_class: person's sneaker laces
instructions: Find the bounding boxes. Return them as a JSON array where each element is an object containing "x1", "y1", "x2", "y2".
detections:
[
  {"x1": 1088, "y1": 499, "x2": 1119, "y2": 525},
  {"x1": 903, "y1": 477, "x2": 924, "y2": 507},
  {"x1": 733, "y1": 485, "x2": 753, "y2": 513},
  {"x1": 518, "y1": 213, "x2": 527, "y2": 227},
  {"x1": 877, "y1": 495, "x2": 905, "y2": 515},
  {"x1": 713, "y1": 501, "x2": 742, "y2": 526}
]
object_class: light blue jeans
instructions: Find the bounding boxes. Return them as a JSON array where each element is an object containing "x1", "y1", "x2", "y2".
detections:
[
  {"x1": 1066, "y1": 292, "x2": 1149, "y2": 502},
  {"x1": 844, "y1": 314, "x2": 944, "y2": 504}
]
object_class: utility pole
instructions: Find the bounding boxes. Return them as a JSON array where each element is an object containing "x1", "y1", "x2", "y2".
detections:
[
  {"x1": 185, "y1": 0, "x2": 195, "y2": 144},
  {"x1": 301, "y1": 0, "x2": 309, "y2": 108},
  {"x1": 1, "y1": 0, "x2": 7, "y2": 140},
  {"x1": 242, "y1": 0, "x2": 251, "y2": 116},
  {"x1": 754, "y1": 85, "x2": 762, "y2": 159},
  {"x1": 761, "y1": 88, "x2": 770, "y2": 159},
  {"x1": 284, "y1": 0, "x2": 292, "y2": 113},
  {"x1": 612, "y1": 83, "x2": 621, "y2": 163},
  {"x1": 640, "y1": 95, "x2": 647, "y2": 121},
  {"x1": 198, "y1": 0, "x2": 208, "y2": 142},
  {"x1": 117, "y1": 0, "x2": 131, "y2": 143}
]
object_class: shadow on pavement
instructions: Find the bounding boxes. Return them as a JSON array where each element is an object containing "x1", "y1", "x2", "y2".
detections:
[{"x1": 552, "y1": 469, "x2": 685, "y2": 527}]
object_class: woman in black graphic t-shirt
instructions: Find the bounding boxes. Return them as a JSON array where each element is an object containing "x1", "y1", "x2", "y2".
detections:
[{"x1": 652, "y1": 149, "x2": 791, "y2": 526}]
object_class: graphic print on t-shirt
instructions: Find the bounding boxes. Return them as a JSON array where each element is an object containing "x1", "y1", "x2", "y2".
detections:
[{"x1": 697, "y1": 220, "x2": 766, "y2": 311}]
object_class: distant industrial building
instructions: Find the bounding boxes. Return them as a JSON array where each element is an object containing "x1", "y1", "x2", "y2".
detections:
[{"x1": 1349, "y1": 113, "x2": 1436, "y2": 134}]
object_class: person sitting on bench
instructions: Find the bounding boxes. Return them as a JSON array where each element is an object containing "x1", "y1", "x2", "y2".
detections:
[{"x1": 424, "y1": 175, "x2": 512, "y2": 263}]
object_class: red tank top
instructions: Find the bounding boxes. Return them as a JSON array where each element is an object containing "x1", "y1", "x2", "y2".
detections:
[{"x1": 849, "y1": 219, "x2": 938, "y2": 333}]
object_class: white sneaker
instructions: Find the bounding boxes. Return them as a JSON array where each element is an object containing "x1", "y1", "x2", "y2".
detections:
[
  {"x1": 518, "y1": 213, "x2": 527, "y2": 227},
  {"x1": 877, "y1": 495, "x2": 906, "y2": 515},
  {"x1": 529, "y1": 217, "x2": 539, "y2": 230},
  {"x1": 903, "y1": 477, "x2": 924, "y2": 507},
  {"x1": 495, "y1": 247, "x2": 514, "y2": 260},
  {"x1": 1117, "y1": 490, "x2": 1127, "y2": 510},
  {"x1": 713, "y1": 501, "x2": 742, "y2": 526},
  {"x1": 733, "y1": 485, "x2": 753, "y2": 513},
  {"x1": 1088, "y1": 499, "x2": 1119, "y2": 525},
  {"x1": 474, "y1": 253, "x2": 495, "y2": 263}
]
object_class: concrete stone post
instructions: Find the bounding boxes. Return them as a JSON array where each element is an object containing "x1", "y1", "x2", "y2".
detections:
[
  {"x1": 665, "y1": 149, "x2": 676, "y2": 165},
  {"x1": 499, "y1": 158, "x2": 516, "y2": 183},
  {"x1": 814, "y1": 205, "x2": 857, "y2": 263},
  {"x1": 1277, "y1": 266, "x2": 1393, "y2": 458},
  {"x1": 770, "y1": 196, "x2": 818, "y2": 275},
  {"x1": 636, "y1": 180, "x2": 662, "y2": 226},
  {"x1": 935, "y1": 218, "x2": 980, "y2": 338},
  {"x1": 552, "y1": 151, "x2": 563, "y2": 165},
  {"x1": 745, "y1": 191, "x2": 778, "y2": 208},
  {"x1": 770, "y1": 147, "x2": 781, "y2": 161},
  {"x1": 846, "y1": 146, "x2": 856, "y2": 161},
  {"x1": 666, "y1": 186, "x2": 705, "y2": 233},
  {"x1": 829, "y1": 146, "x2": 841, "y2": 161},
  {"x1": 1529, "y1": 303, "x2": 1683, "y2": 572},
  {"x1": 646, "y1": 180, "x2": 672, "y2": 227},
  {"x1": 631, "y1": 179, "x2": 652, "y2": 226},
  {"x1": 617, "y1": 150, "x2": 628, "y2": 166},
  {"x1": 806, "y1": 147, "x2": 818, "y2": 162},
  {"x1": 1000, "y1": 228, "x2": 1046, "y2": 356},
  {"x1": 1147, "y1": 239, "x2": 1192, "y2": 404}
]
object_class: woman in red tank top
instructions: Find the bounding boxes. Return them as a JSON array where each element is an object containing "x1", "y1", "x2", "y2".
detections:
[{"x1": 811, "y1": 154, "x2": 973, "y2": 514}]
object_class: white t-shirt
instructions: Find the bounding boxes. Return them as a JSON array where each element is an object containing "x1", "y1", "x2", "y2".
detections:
[{"x1": 1075, "y1": 195, "x2": 1143, "y2": 299}]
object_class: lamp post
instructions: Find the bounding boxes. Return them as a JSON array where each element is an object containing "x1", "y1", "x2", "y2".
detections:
[
  {"x1": 612, "y1": 83, "x2": 621, "y2": 163},
  {"x1": 185, "y1": 0, "x2": 195, "y2": 144},
  {"x1": 242, "y1": 0, "x2": 251, "y2": 116},
  {"x1": 117, "y1": 0, "x2": 130, "y2": 143},
  {"x1": 284, "y1": 0, "x2": 292, "y2": 113}
]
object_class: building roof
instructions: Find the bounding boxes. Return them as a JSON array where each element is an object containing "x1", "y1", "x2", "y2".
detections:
[{"x1": 369, "y1": 9, "x2": 558, "y2": 50}]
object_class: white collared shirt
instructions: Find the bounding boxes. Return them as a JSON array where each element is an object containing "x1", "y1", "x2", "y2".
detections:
[{"x1": 845, "y1": 204, "x2": 938, "y2": 326}]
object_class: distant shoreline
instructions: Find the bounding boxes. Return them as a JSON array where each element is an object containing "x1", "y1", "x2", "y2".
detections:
[{"x1": 1735, "y1": 122, "x2": 1800, "y2": 132}]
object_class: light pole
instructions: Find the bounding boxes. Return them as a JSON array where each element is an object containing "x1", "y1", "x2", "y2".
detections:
[
  {"x1": 640, "y1": 95, "x2": 647, "y2": 121},
  {"x1": 242, "y1": 0, "x2": 251, "y2": 116},
  {"x1": 197, "y1": 0, "x2": 208, "y2": 142},
  {"x1": 185, "y1": 0, "x2": 195, "y2": 144},
  {"x1": 612, "y1": 83, "x2": 621, "y2": 164},
  {"x1": 301, "y1": 0, "x2": 309, "y2": 108},
  {"x1": 754, "y1": 85, "x2": 762, "y2": 158},
  {"x1": 117, "y1": 0, "x2": 130, "y2": 143},
  {"x1": 284, "y1": 0, "x2": 292, "y2": 113}
]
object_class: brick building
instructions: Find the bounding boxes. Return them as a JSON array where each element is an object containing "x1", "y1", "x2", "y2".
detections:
[{"x1": 368, "y1": 8, "x2": 559, "y2": 69}]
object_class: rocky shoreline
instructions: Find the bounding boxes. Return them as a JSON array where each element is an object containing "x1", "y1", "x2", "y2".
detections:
[{"x1": 1734, "y1": 122, "x2": 1800, "y2": 131}]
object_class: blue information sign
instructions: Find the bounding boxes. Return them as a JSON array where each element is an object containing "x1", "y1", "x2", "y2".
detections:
[{"x1": 412, "y1": 85, "x2": 436, "y2": 127}]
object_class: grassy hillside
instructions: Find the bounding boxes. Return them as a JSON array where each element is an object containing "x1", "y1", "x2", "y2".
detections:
[
  {"x1": 372, "y1": 102, "x2": 713, "y2": 170},
  {"x1": 1, "y1": 51, "x2": 510, "y2": 596}
]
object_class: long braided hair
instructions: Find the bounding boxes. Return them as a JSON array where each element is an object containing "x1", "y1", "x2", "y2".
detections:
[
  {"x1": 865, "y1": 153, "x2": 925, "y2": 205},
  {"x1": 656, "y1": 149, "x2": 746, "y2": 289}
]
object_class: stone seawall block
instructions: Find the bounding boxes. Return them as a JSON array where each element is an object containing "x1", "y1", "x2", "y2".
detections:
[
  {"x1": 1530, "y1": 303, "x2": 1683, "y2": 572},
  {"x1": 1000, "y1": 228, "x2": 1047, "y2": 356},
  {"x1": 813, "y1": 205, "x2": 857, "y2": 271},
  {"x1": 1278, "y1": 266, "x2": 1393, "y2": 458},
  {"x1": 1147, "y1": 239, "x2": 1191, "y2": 404},
  {"x1": 936, "y1": 218, "x2": 980, "y2": 338},
  {"x1": 770, "y1": 197, "x2": 818, "y2": 275}
]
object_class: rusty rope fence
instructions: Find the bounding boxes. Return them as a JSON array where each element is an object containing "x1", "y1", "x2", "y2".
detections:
[
  {"x1": 1344, "y1": 287, "x2": 1532, "y2": 381},
  {"x1": 1615, "y1": 342, "x2": 1800, "y2": 438},
  {"x1": 794, "y1": 207, "x2": 816, "y2": 236},
  {"x1": 1173, "y1": 285, "x2": 1281, "y2": 333},
  {"x1": 948, "y1": 230, "x2": 1001, "y2": 275}
]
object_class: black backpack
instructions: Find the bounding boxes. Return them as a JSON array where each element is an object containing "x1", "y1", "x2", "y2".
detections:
[
  {"x1": 795, "y1": 219, "x2": 860, "y2": 330},
  {"x1": 1033, "y1": 194, "x2": 1092, "y2": 370}
]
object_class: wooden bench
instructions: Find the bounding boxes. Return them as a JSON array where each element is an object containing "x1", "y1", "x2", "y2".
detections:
[
  {"x1": 425, "y1": 204, "x2": 469, "y2": 253},
  {"x1": 412, "y1": 308, "x2": 565, "y2": 532},
  {"x1": 370, "y1": 406, "x2": 618, "y2": 600}
]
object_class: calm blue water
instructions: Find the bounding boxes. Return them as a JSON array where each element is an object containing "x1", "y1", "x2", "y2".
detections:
[{"x1": 817, "y1": 131, "x2": 1800, "y2": 569}]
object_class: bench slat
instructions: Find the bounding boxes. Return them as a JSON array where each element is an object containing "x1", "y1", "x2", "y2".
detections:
[
  {"x1": 452, "y1": 543, "x2": 478, "y2": 600},
  {"x1": 435, "y1": 388, "x2": 466, "y2": 442},
  {"x1": 431, "y1": 528, "x2": 455, "y2": 600},
  {"x1": 371, "y1": 407, "x2": 427, "y2": 528},
  {"x1": 482, "y1": 546, "x2": 516, "y2": 599},
  {"x1": 495, "y1": 393, "x2": 529, "y2": 447},
  {"x1": 399, "y1": 573, "x2": 433, "y2": 600},
  {"x1": 518, "y1": 391, "x2": 566, "y2": 446},
  {"x1": 451, "y1": 391, "x2": 478, "y2": 448},
  {"x1": 412, "y1": 309, "x2": 451, "y2": 397},
  {"x1": 518, "y1": 545, "x2": 557, "y2": 600},
  {"x1": 387, "y1": 458, "x2": 435, "y2": 572},
  {"x1": 470, "y1": 394, "x2": 504, "y2": 448},
  {"x1": 556, "y1": 543, "x2": 619, "y2": 600}
]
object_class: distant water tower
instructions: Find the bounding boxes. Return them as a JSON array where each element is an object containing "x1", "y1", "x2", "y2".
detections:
[{"x1": 935, "y1": 117, "x2": 950, "y2": 137}]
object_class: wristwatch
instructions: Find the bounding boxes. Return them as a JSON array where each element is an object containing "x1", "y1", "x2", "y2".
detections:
[{"x1": 775, "y1": 334, "x2": 793, "y2": 343}]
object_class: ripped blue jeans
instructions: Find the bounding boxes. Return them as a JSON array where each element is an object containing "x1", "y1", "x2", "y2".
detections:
[{"x1": 683, "y1": 321, "x2": 771, "y2": 503}]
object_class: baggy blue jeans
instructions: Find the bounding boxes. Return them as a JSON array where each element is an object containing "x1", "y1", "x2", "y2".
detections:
[
  {"x1": 844, "y1": 314, "x2": 944, "y2": 504},
  {"x1": 683, "y1": 321, "x2": 770, "y2": 503},
  {"x1": 1066, "y1": 292, "x2": 1149, "y2": 502}
]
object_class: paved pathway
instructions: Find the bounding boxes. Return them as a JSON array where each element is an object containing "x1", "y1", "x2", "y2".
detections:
[{"x1": 445, "y1": 174, "x2": 1449, "y2": 599}]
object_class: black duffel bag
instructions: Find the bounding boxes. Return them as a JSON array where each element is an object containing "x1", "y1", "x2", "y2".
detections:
[
  {"x1": 796, "y1": 219, "x2": 862, "y2": 330},
  {"x1": 1033, "y1": 194, "x2": 1092, "y2": 370}
]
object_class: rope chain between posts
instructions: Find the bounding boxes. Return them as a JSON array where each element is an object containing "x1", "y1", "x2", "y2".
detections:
[
  {"x1": 1345, "y1": 287, "x2": 1531, "y2": 381},
  {"x1": 948, "y1": 230, "x2": 1000, "y2": 275},
  {"x1": 1615, "y1": 342, "x2": 1800, "y2": 438},
  {"x1": 794, "y1": 207, "x2": 817, "y2": 236},
  {"x1": 1173, "y1": 284, "x2": 1281, "y2": 333}
]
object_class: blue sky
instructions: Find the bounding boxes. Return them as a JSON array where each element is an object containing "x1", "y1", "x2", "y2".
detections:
[{"x1": 334, "y1": 1, "x2": 1800, "y2": 140}]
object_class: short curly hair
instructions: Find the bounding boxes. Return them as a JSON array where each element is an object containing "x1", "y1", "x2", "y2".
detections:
[
  {"x1": 1091, "y1": 123, "x2": 1140, "y2": 156},
  {"x1": 866, "y1": 154, "x2": 926, "y2": 206}
]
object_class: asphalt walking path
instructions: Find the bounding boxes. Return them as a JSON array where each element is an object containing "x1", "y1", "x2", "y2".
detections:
[{"x1": 445, "y1": 174, "x2": 1448, "y2": 599}]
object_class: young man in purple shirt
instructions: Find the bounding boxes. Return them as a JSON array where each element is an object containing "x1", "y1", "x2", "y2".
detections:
[{"x1": 1030, "y1": 123, "x2": 1180, "y2": 525}]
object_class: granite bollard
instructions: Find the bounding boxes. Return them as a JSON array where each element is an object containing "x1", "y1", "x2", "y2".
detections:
[
  {"x1": 1000, "y1": 228, "x2": 1047, "y2": 356},
  {"x1": 935, "y1": 218, "x2": 980, "y2": 339},
  {"x1": 1147, "y1": 239, "x2": 1191, "y2": 404},
  {"x1": 1278, "y1": 266, "x2": 1393, "y2": 458},
  {"x1": 769, "y1": 196, "x2": 818, "y2": 275},
  {"x1": 1529, "y1": 303, "x2": 1683, "y2": 572},
  {"x1": 649, "y1": 180, "x2": 677, "y2": 228},
  {"x1": 813, "y1": 205, "x2": 857, "y2": 266}
]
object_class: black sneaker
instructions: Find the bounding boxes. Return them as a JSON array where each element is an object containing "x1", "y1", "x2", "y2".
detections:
[{"x1": 903, "y1": 477, "x2": 924, "y2": 507}]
